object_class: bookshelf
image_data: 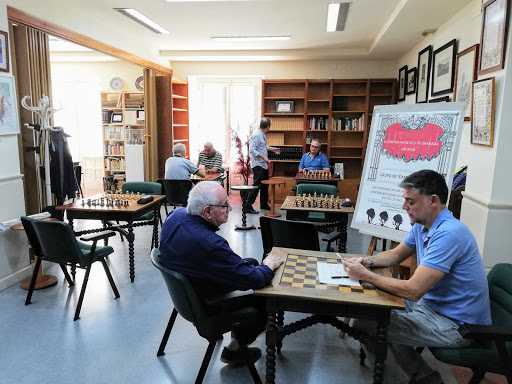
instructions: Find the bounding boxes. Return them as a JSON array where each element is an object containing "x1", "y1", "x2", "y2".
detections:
[
  {"x1": 171, "y1": 78, "x2": 189, "y2": 157},
  {"x1": 101, "y1": 91, "x2": 145, "y2": 187},
  {"x1": 262, "y1": 78, "x2": 396, "y2": 202}
]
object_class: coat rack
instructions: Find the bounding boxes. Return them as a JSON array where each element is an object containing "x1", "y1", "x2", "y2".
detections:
[{"x1": 21, "y1": 94, "x2": 62, "y2": 207}]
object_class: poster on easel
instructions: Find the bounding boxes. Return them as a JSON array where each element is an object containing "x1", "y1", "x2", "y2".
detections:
[{"x1": 351, "y1": 103, "x2": 465, "y2": 242}]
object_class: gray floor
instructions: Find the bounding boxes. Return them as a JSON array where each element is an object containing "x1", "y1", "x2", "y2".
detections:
[{"x1": 0, "y1": 205, "x2": 457, "y2": 384}]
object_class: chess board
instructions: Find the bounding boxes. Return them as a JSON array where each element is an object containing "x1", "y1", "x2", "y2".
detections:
[{"x1": 280, "y1": 254, "x2": 377, "y2": 294}]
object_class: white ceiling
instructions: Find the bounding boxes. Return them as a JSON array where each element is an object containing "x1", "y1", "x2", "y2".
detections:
[{"x1": 25, "y1": 0, "x2": 474, "y2": 62}]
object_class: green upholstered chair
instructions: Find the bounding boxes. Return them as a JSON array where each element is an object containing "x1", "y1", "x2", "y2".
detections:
[
  {"x1": 430, "y1": 263, "x2": 512, "y2": 383},
  {"x1": 21, "y1": 217, "x2": 120, "y2": 321},
  {"x1": 122, "y1": 181, "x2": 162, "y2": 221},
  {"x1": 150, "y1": 249, "x2": 262, "y2": 384}
]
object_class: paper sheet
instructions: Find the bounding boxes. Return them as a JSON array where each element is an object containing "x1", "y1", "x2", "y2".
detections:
[{"x1": 317, "y1": 262, "x2": 361, "y2": 286}]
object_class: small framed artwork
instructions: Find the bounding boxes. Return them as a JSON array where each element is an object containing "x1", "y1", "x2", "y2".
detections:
[
  {"x1": 416, "y1": 45, "x2": 432, "y2": 103},
  {"x1": 429, "y1": 96, "x2": 451, "y2": 103},
  {"x1": 406, "y1": 67, "x2": 417, "y2": 95},
  {"x1": 432, "y1": 39, "x2": 457, "y2": 96},
  {"x1": 398, "y1": 65, "x2": 407, "y2": 102},
  {"x1": 0, "y1": 31, "x2": 9, "y2": 73},
  {"x1": 276, "y1": 100, "x2": 294, "y2": 113},
  {"x1": 471, "y1": 77, "x2": 495, "y2": 147},
  {"x1": 111, "y1": 112, "x2": 123, "y2": 123},
  {"x1": 454, "y1": 44, "x2": 479, "y2": 121},
  {"x1": 478, "y1": 0, "x2": 509, "y2": 75},
  {"x1": 0, "y1": 76, "x2": 19, "y2": 135}
]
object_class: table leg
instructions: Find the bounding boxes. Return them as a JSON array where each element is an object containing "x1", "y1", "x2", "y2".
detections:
[
  {"x1": 152, "y1": 208, "x2": 160, "y2": 249},
  {"x1": 338, "y1": 222, "x2": 348, "y2": 253},
  {"x1": 264, "y1": 185, "x2": 280, "y2": 218},
  {"x1": 20, "y1": 255, "x2": 58, "y2": 290},
  {"x1": 69, "y1": 219, "x2": 76, "y2": 280},
  {"x1": 127, "y1": 223, "x2": 136, "y2": 283},
  {"x1": 235, "y1": 191, "x2": 255, "y2": 230},
  {"x1": 265, "y1": 311, "x2": 278, "y2": 384},
  {"x1": 373, "y1": 314, "x2": 390, "y2": 384}
]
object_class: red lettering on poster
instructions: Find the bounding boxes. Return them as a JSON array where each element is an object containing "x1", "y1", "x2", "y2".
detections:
[{"x1": 382, "y1": 123, "x2": 444, "y2": 161}]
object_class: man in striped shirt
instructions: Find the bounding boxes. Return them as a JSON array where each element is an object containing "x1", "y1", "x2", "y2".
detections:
[{"x1": 197, "y1": 142, "x2": 225, "y2": 183}]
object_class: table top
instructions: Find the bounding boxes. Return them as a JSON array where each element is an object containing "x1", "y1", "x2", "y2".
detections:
[
  {"x1": 10, "y1": 217, "x2": 59, "y2": 231},
  {"x1": 231, "y1": 185, "x2": 258, "y2": 191},
  {"x1": 280, "y1": 196, "x2": 354, "y2": 214},
  {"x1": 255, "y1": 247, "x2": 404, "y2": 309},
  {"x1": 190, "y1": 172, "x2": 222, "y2": 181},
  {"x1": 262, "y1": 179, "x2": 285, "y2": 186},
  {"x1": 56, "y1": 194, "x2": 165, "y2": 214}
]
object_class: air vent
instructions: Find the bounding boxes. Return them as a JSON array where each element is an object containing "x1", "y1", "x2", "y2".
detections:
[{"x1": 335, "y1": 3, "x2": 351, "y2": 31}]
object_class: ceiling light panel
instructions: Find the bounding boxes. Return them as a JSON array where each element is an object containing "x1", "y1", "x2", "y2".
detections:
[
  {"x1": 211, "y1": 36, "x2": 292, "y2": 41},
  {"x1": 114, "y1": 8, "x2": 170, "y2": 34},
  {"x1": 327, "y1": 2, "x2": 351, "y2": 32}
]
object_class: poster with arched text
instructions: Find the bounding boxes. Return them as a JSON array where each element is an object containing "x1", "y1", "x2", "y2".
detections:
[{"x1": 351, "y1": 103, "x2": 465, "y2": 242}]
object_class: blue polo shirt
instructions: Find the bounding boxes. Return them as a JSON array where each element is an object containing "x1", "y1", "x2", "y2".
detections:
[
  {"x1": 299, "y1": 152, "x2": 329, "y2": 170},
  {"x1": 164, "y1": 156, "x2": 199, "y2": 179},
  {"x1": 404, "y1": 207, "x2": 491, "y2": 325}
]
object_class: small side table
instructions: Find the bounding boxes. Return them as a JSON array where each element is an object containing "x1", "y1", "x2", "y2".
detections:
[
  {"x1": 230, "y1": 185, "x2": 258, "y2": 230},
  {"x1": 11, "y1": 218, "x2": 59, "y2": 290},
  {"x1": 262, "y1": 179, "x2": 285, "y2": 218}
]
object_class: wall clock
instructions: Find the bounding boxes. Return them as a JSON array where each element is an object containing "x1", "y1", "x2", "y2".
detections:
[{"x1": 109, "y1": 77, "x2": 124, "y2": 91}]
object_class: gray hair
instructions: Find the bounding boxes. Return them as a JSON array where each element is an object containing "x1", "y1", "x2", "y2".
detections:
[
  {"x1": 204, "y1": 142, "x2": 214, "y2": 149},
  {"x1": 187, "y1": 181, "x2": 224, "y2": 216},
  {"x1": 173, "y1": 143, "x2": 186, "y2": 155}
]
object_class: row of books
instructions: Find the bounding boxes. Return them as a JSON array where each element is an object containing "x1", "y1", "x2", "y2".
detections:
[
  {"x1": 269, "y1": 117, "x2": 303, "y2": 131},
  {"x1": 268, "y1": 146, "x2": 303, "y2": 161},
  {"x1": 104, "y1": 126, "x2": 124, "y2": 140},
  {"x1": 267, "y1": 133, "x2": 285, "y2": 146},
  {"x1": 102, "y1": 110, "x2": 114, "y2": 124},
  {"x1": 104, "y1": 157, "x2": 126, "y2": 171},
  {"x1": 307, "y1": 117, "x2": 329, "y2": 130},
  {"x1": 332, "y1": 115, "x2": 364, "y2": 131},
  {"x1": 104, "y1": 143, "x2": 124, "y2": 156},
  {"x1": 332, "y1": 96, "x2": 348, "y2": 111}
]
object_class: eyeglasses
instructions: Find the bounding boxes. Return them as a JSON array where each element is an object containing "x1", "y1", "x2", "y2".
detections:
[
  {"x1": 210, "y1": 203, "x2": 230, "y2": 209},
  {"x1": 310, "y1": 145, "x2": 321, "y2": 149}
]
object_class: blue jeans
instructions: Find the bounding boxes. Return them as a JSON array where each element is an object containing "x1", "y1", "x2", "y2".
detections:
[{"x1": 355, "y1": 299, "x2": 471, "y2": 383}]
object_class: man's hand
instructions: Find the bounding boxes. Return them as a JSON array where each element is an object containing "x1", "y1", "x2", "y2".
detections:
[
  {"x1": 263, "y1": 254, "x2": 283, "y2": 271},
  {"x1": 269, "y1": 147, "x2": 281, "y2": 155},
  {"x1": 262, "y1": 156, "x2": 270, "y2": 164},
  {"x1": 342, "y1": 258, "x2": 370, "y2": 281},
  {"x1": 206, "y1": 167, "x2": 218, "y2": 174}
]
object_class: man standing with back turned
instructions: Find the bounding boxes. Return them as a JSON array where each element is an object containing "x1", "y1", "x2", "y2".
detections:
[
  {"x1": 245, "y1": 117, "x2": 280, "y2": 214},
  {"x1": 342, "y1": 169, "x2": 490, "y2": 384}
]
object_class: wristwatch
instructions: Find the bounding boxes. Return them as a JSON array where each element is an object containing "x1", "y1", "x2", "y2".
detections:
[{"x1": 366, "y1": 256, "x2": 374, "y2": 268}]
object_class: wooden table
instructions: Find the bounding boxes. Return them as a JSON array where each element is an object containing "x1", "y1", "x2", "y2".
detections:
[
  {"x1": 57, "y1": 194, "x2": 165, "y2": 283},
  {"x1": 261, "y1": 179, "x2": 285, "y2": 217},
  {"x1": 280, "y1": 195, "x2": 354, "y2": 252},
  {"x1": 255, "y1": 247, "x2": 404, "y2": 384},
  {"x1": 11, "y1": 218, "x2": 59, "y2": 290},
  {"x1": 190, "y1": 172, "x2": 222, "y2": 183}
]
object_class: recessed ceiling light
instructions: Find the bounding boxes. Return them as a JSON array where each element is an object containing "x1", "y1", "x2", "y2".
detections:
[
  {"x1": 114, "y1": 8, "x2": 170, "y2": 34},
  {"x1": 211, "y1": 36, "x2": 292, "y2": 41},
  {"x1": 327, "y1": 2, "x2": 350, "y2": 32}
]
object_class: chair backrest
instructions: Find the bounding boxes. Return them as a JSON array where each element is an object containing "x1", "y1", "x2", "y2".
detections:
[
  {"x1": 122, "y1": 181, "x2": 162, "y2": 195},
  {"x1": 297, "y1": 183, "x2": 337, "y2": 197},
  {"x1": 260, "y1": 216, "x2": 320, "y2": 257},
  {"x1": 448, "y1": 185, "x2": 465, "y2": 220},
  {"x1": 20, "y1": 217, "x2": 44, "y2": 257},
  {"x1": 160, "y1": 179, "x2": 193, "y2": 207},
  {"x1": 28, "y1": 218, "x2": 88, "y2": 267},
  {"x1": 151, "y1": 248, "x2": 208, "y2": 325},
  {"x1": 488, "y1": 263, "x2": 512, "y2": 327}
]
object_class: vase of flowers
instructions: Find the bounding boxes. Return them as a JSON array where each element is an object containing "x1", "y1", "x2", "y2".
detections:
[{"x1": 229, "y1": 123, "x2": 255, "y2": 185}]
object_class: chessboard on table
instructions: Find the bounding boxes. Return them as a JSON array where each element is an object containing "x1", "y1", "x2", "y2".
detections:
[{"x1": 295, "y1": 170, "x2": 334, "y2": 181}]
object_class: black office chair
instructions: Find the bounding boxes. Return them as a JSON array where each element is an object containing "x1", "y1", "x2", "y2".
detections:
[
  {"x1": 151, "y1": 249, "x2": 262, "y2": 384},
  {"x1": 157, "y1": 179, "x2": 193, "y2": 217},
  {"x1": 21, "y1": 217, "x2": 120, "y2": 321}
]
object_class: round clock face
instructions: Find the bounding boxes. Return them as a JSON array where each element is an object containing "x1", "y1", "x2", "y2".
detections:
[
  {"x1": 109, "y1": 77, "x2": 124, "y2": 91},
  {"x1": 135, "y1": 76, "x2": 144, "y2": 91}
]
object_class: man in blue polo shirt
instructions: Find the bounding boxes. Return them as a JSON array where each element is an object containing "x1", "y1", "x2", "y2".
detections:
[
  {"x1": 298, "y1": 139, "x2": 330, "y2": 172},
  {"x1": 343, "y1": 169, "x2": 490, "y2": 384}
]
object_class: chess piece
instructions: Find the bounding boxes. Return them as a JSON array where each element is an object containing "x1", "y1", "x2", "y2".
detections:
[
  {"x1": 87, "y1": 199, "x2": 91, "y2": 206},
  {"x1": 81, "y1": 199, "x2": 85, "y2": 207}
]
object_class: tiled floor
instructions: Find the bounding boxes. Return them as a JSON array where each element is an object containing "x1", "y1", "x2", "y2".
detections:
[{"x1": 0, "y1": 204, "x2": 501, "y2": 383}]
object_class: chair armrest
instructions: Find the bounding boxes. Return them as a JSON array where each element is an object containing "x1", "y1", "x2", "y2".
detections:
[
  {"x1": 321, "y1": 231, "x2": 342, "y2": 243},
  {"x1": 80, "y1": 230, "x2": 116, "y2": 242},
  {"x1": 459, "y1": 323, "x2": 512, "y2": 342}
]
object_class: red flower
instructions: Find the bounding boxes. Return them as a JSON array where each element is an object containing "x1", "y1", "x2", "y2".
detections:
[{"x1": 229, "y1": 123, "x2": 255, "y2": 185}]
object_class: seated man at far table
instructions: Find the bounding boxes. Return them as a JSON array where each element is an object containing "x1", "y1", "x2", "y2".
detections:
[
  {"x1": 165, "y1": 143, "x2": 206, "y2": 180},
  {"x1": 158, "y1": 181, "x2": 283, "y2": 365},
  {"x1": 342, "y1": 169, "x2": 491, "y2": 384},
  {"x1": 298, "y1": 139, "x2": 330, "y2": 172},
  {"x1": 197, "y1": 141, "x2": 225, "y2": 183}
]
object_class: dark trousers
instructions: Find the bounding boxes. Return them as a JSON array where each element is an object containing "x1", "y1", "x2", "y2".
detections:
[{"x1": 246, "y1": 166, "x2": 269, "y2": 207}]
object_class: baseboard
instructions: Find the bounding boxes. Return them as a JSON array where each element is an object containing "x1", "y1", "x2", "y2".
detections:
[{"x1": 0, "y1": 265, "x2": 32, "y2": 292}]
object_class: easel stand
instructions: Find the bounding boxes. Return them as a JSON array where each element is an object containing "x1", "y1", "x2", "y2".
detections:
[{"x1": 367, "y1": 236, "x2": 415, "y2": 279}]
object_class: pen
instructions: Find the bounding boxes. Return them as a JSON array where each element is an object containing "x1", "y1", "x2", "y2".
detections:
[{"x1": 331, "y1": 276, "x2": 343, "y2": 279}]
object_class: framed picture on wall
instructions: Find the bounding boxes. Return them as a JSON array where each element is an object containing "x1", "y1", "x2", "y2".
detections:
[
  {"x1": 471, "y1": 77, "x2": 495, "y2": 147},
  {"x1": 478, "y1": 0, "x2": 509, "y2": 75},
  {"x1": 0, "y1": 76, "x2": 20, "y2": 135},
  {"x1": 406, "y1": 67, "x2": 417, "y2": 95},
  {"x1": 416, "y1": 45, "x2": 432, "y2": 103},
  {"x1": 0, "y1": 31, "x2": 9, "y2": 73},
  {"x1": 429, "y1": 96, "x2": 451, "y2": 103},
  {"x1": 454, "y1": 44, "x2": 479, "y2": 121},
  {"x1": 432, "y1": 39, "x2": 457, "y2": 96},
  {"x1": 398, "y1": 65, "x2": 407, "y2": 102}
]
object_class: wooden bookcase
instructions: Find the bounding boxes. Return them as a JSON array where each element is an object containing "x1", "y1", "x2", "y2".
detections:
[
  {"x1": 262, "y1": 78, "x2": 396, "y2": 202},
  {"x1": 101, "y1": 91, "x2": 145, "y2": 188},
  {"x1": 171, "y1": 78, "x2": 189, "y2": 157}
]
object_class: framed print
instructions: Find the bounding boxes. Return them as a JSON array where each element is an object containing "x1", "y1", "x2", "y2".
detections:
[
  {"x1": 478, "y1": 0, "x2": 509, "y2": 75},
  {"x1": 429, "y1": 96, "x2": 450, "y2": 103},
  {"x1": 111, "y1": 112, "x2": 123, "y2": 123},
  {"x1": 471, "y1": 77, "x2": 495, "y2": 147},
  {"x1": 416, "y1": 45, "x2": 432, "y2": 103},
  {"x1": 454, "y1": 44, "x2": 479, "y2": 121},
  {"x1": 398, "y1": 65, "x2": 407, "y2": 102},
  {"x1": 0, "y1": 76, "x2": 19, "y2": 135},
  {"x1": 0, "y1": 31, "x2": 9, "y2": 73},
  {"x1": 406, "y1": 67, "x2": 417, "y2": 95},
  {"x1": 276, "y1": 100, "x2": 294, "y2": 113},
  {"x1": 432, "y1": 39, "x2": 457, "y2": 96}
]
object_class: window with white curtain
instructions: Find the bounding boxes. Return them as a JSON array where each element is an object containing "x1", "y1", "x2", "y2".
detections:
[{"x1": 188, "y1": 76, "x2": 263, "y2": 168}]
